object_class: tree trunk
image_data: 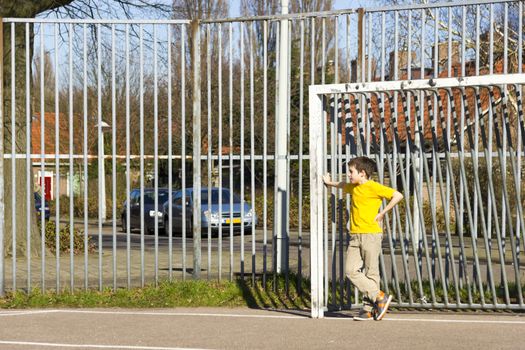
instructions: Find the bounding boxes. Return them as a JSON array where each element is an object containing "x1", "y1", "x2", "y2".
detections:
[{"x1": 2, "y1": 21, "x2": 41, "y2": 258}]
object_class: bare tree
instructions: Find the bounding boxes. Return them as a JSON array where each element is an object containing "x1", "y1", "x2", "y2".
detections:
[{"x1": 1, "y1": 0, "x2": 171, "y2": 257}]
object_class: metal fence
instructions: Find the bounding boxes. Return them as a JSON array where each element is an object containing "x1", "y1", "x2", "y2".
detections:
[
  {"x1": 0, "y1": 0, "x2": 523, "y2": 315},
  {"x1": 310, "y1": 74, "x2": 525, "y2": 318}
]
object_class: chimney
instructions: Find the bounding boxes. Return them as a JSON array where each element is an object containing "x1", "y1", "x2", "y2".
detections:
[
  {"x1": 432, "y1": 41, "x2": 460, "y2": 74},
  {"x1": 388, "y1": 50, "x2": 416, "y2": 80}
]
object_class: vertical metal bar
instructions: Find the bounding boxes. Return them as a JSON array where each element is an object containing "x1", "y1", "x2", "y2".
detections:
[
  {"x1": 240, "y1": 21, "x2": 245, "y2": 280},
  {"x1": 365, "y1": 92, "x2": 388, "y2": 296},
  {"x1": 485, "y1": 87, "x2": 515, "y2": 305},
  {"x1": 426, "y1": 92, "x2": 453, "y2": 305},
  {"x1": 0, "y1": 18, "x2": 4, "y2": 297},
  {"x1": 386, "y1": 94, "x2": 415, "y2": 305},
  {"x1": 125, "y1": 24, "x2": 131, "y2": 288},
  {"x1": 40, "y1": 24, "x2": 46, "y2": 290},
  {"x1": 346, "y1": 14, "x2": 350, "y2": 82},
  {"x1": 379, "y1": 12, "x2": 394, "y2": 297},
  {"x1": 97, "y1": 23, "x2": 103, "y2": 291},
  {"x1": 68, "y1": 22, "x2": 74, "y2": 291},
  {"x1": 516, "y1": 1, "x2": 523, "y2": 75},
  {"x1": 329, "y1": 79, "x2": 336, "y2": 305},
  {"x1": 298, "y1": 18, "x2": 304, "y2": 295},
  {"x1": 54, "y1": 23, "x2": 60, "y2": 291},
  {"x1": 181, "y1": 24, "x2": 187, "y2": 280},
  {"x1": 376, "y1": 92, "x2": 403, "y2": 303},
  {"x1": 321, "y1": 17, "x2": 325, "y2": 85},
  {"x1": 249, "y1": 21, "x2": 256, "y2": 286},
  {"x1": 153, "y1": 24, "x2": 159, "y2": 286},
  {"x1": 518, "y1": 1, "x2": 524, "y2": 262},
  {"x1": 82, "y1": 23, "x2": 88, "y2": 290},
  {"x1": 110, "y1": 23, "x2": 116, "y2": 290},
  {"x1": 228, "y1": 22, "x2": 233, "y2": 281},
  {"x1": 286, "y1": 20, "x2": 292, "y2": 293},
  {"x1": 276, "y1": 2, "x2": 290, "y2": 275},
  {"x1": 139, "y1": 24, "x2": 145, "y2": 287},
  {"x1": 10, "y1": 22, "x2": 16, "y2": 292},
  {"x1": 191, "y1": 20, "x2": 202, "y2": 280},
  {"x1": 167, "y1": 23, "x2": 173, "y2": 282},
  {"x1": 504, "y1": 3, "x2": 508, "y2": 74},
  {"x1": 502, "y1": 2, "x2": 509, "y2": 277},
  {"x1": 217, "y1": 23, "x2": 223, "y2": 281},
  {"x1": 499, "y1": 88, "x2": 525, "y2": 305},
  {"x1": 446, "y1": 6, "x2": 455, "y2": 291},
  {"x1": 359, "y1": 8, "x2": 364, "y2": 83},
  {"x1": 309, "y1": 17, "x2": 316, "y2": 298},
  {"x1": 206, "y1": 23, "x2": 212, "y2": 281},
  {"x1": 461, "y1": 87, "x2": 496, "y2": 306},
  {"x1": 309, "y1": 91, "x2": 324, "y2": 319},
  {"x1": 334, "y1": 15, "x2": 345, "y2": 307},
  {"x1": 262, "y1": 20, "x2": 267, "y2": 288},
  {"x1": 273, "y1": 20, "x2": 279, "y2": 290},
  {"x1": 344, "y1": 13, "x2": 351, "y2": 313},
  {"x1": 489, "y1": 4, "x2": 493, "y2": 74},
  {"x1": 25, "y1": 22, "x2": 31, "y2": 293}
]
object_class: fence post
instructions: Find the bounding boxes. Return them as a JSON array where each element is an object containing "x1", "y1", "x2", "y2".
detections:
[
  {"x1": 309, "y1": 88, "x2": 324, "y2": 318},
  {"x1": 275, "y1": 0, "x2": 290, "y2": 274},
  {"x1": 191, "y1": 19, "x2": 201, "y2": 279},
  {"x1": 0, "y1": 18, "x2": 5, "y2": 297}
]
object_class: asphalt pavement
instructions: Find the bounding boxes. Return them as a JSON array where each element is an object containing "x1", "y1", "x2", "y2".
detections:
[{"x1": 1, "y1": 307, "x2": 525, "y2": 349}]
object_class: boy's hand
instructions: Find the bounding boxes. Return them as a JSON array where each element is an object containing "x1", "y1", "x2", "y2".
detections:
[
  {"x1": 375, "y1": 212, "x2": 385, "y2": 223},
  {"x1": 323, "y1": 173, "x2": 332, "y2": 186}
]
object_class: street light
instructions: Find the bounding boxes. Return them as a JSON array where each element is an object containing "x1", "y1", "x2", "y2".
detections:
[{"x1": 96, "y1": 121, "x2": 111, "y2": 223}]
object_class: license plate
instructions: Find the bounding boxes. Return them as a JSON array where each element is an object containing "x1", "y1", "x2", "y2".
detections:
[{"x1": 225, "y1": 218, "x2": 242, "y2": 224}]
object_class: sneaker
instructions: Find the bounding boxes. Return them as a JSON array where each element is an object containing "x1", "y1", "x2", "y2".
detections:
[
  {"x1": 353, "y1": 308, "x2": 375, "y2": 321},
  {"x1": 374, "y1": 291, "x2": 393, "y2": 321}
]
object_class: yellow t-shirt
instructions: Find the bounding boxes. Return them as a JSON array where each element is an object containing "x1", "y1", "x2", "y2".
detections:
[{"x1": 343, "y1": 180, "x2": 396, "y2": 234}]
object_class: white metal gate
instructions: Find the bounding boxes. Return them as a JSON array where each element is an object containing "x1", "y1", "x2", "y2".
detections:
[{"x1": 309, "y1": 74, "x2": 525, "y2": 318}]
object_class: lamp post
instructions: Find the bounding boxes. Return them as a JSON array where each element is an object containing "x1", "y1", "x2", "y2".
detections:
[{"x1": 96, "y1": 121, "x2": 111, "y2": 223}]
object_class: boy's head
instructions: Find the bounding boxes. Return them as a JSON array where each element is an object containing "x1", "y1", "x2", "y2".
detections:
[{"x1": 347, "y1": 157, "x2": 376, "y2": 184}]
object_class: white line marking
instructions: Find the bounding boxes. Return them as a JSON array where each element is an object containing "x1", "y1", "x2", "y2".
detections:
[
  {"x1": 385, "y1": 317, "x2": 525, "y2": 325},
  {"x1": 0, "y1": 340, "x2": 211, "y2": 350},
  {"x1": 0, "y1": 310, "x2": 58, "y2": 317},
  {"x1": 326, "y1": 316, "x2": 525, "y2": 325},
  {"x1": 54, "y1": 309, "x2": 305, "y2": 319}
]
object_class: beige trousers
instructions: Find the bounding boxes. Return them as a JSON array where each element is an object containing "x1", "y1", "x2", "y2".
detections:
[{"x1": 345, "y1": 233, "x2": 382, "y2": 311}]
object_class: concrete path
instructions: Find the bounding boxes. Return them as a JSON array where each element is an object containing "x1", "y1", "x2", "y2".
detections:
[{"x1": 1, "y1": 307, "x2": 524, "y2": 349}]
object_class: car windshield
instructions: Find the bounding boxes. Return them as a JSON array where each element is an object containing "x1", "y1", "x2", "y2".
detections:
[
  {"x1": 201, "y1": 189, "x2": 241, "y2": 205},
  {"x1": 144, "y1": 191, "x2": 170, "y2": 205}
]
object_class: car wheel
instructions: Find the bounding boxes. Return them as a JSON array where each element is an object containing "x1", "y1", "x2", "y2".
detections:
[
  {"x1": 162, "y1": 218, "x2": 168, "y2": 235},
  {"x1": 185, "y1": 220, "x2": 193, "y2": 238},
  {"x1": 121, "y1": 216, "x2": 127, "y2": 233}
]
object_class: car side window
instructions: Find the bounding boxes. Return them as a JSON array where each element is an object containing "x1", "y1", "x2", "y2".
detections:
[
  {"x1": 130, "y1": 191, "x2": 139, "y2": 205},
  {"x1": 174, "y1": 196, "x2": 183, "y2": 206}
]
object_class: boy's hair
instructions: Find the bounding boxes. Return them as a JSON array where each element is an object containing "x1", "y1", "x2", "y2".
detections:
[{"x1": 347, "y1": 157, "x2": 376, "y2": 179}]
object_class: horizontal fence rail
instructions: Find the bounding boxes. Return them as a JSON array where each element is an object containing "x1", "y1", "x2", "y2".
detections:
[
  {"x1": 309, "y1": 74, "x2": 525, "y2": 318},
  {"x1": 0, "y1": 0, "x2": 523, "y2": 316}
]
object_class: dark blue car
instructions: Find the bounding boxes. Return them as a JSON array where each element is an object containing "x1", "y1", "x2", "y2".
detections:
[
  {"x1": 121, "y1": 188, "x2": 171, "y2": 234},
  {"x1": 34, "y1": 192, "x2": 50, "y2": 220}
]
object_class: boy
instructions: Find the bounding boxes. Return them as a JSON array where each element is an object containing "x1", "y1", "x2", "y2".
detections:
[{"x1": 323, "y1": 156, "x2": 403, "y2": 321}]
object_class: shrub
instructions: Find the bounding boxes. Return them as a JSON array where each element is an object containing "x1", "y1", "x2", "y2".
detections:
[{"x1": 44, "y1": 221, "x2": 96, "y2": 255}]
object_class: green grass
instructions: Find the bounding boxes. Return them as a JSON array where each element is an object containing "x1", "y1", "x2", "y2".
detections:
[
  {"x1": 0, "y1": 274, "x2": 311, "y2": 310},
  {"x1": 2, "y1": 274, "x2": 524, "y2": 310}
]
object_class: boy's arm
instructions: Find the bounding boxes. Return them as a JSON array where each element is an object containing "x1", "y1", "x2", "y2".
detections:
[
  {"x1": 375, "y1": 191, "x2": 404, "y2": 223},
  {"x1": 323, "y1": 173, "x2": 347, "y2": 189}
]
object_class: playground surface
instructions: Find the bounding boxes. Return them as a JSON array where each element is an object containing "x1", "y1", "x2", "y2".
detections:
[{"x1": 1, "y1": 307, "x2": 524, "y2": 349}]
